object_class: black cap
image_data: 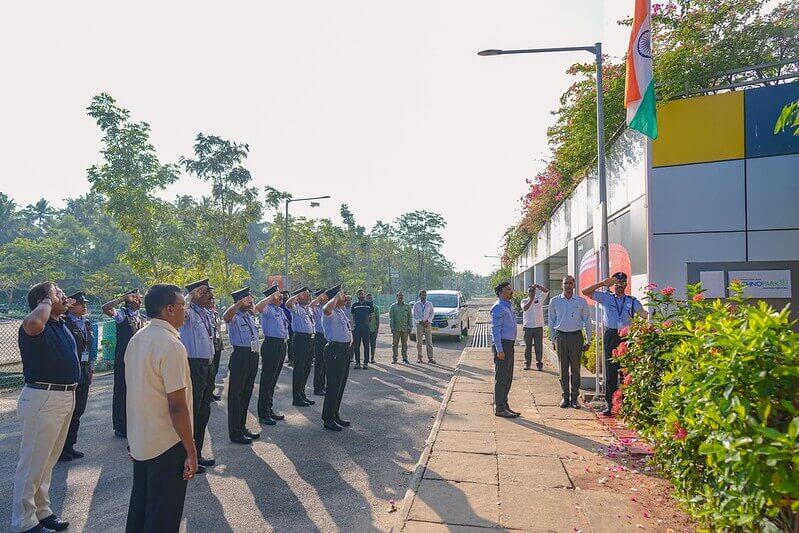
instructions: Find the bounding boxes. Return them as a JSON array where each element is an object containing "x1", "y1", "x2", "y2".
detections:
[
  {"x1": 263, "y1": 285, "x2": 279, "y2": 297},
  {"x1": 314, "y1": 288, "x2": 326, "y2": 297},
  {"x1": 123, "y1": 289, "x2": 140, "y2": 296},
  {"x1": 68, "y1": 291, "x2": 88, "y2": 303},
  {"x1": 231, "y1": 287, "x2": 251, "y2": 302},
  {"x1": 612, "y1": 272, "x2": 628, "y2": 281},
  {"x1": 324, "y1": 285, "x2": 342, "y2": 299},
  {"x1": 292, "y1": 286, "x2": 310, "y2": 296},
  {"x1": 186, "y1": 278, "x2": 214, "y2": 292}
]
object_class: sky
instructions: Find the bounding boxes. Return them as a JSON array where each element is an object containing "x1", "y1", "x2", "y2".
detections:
[{"x1": 0, "y1": 1, "x2": 633, "y2": 275}]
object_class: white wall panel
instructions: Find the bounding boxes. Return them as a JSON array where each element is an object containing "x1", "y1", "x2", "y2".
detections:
[
  {"x1": 651, "y1": 160, "x2": 745, "y2": 233},
  {"x1": 746, "y1": 154, "x2": 799, "y2": 230},
  {"x1": 651, "y1": 232, "x2": 746, "y2": 299},
  {"x1": 748, "y1": 230, "x2": 799, "y2": 261},
  {"x1": 607, "y1": 128, "x2": 647, "y2": 215}
]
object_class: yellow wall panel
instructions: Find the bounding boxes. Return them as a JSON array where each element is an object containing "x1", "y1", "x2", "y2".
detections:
[{"x1": 652, "y1": 91, "x2": 744, "y2": 167}]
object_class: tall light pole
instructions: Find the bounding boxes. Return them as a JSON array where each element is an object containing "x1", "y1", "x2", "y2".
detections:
[
  {"x1": 478, "y1": 43, "x2": 609, "y2": 400},
  {"x1": 284, "y1": 195, "x2": 331, "y2": 289}
]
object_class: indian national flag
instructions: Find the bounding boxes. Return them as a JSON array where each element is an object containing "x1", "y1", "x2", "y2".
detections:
[{"x1": 625, "y1": 0, "x2": 657, "y2": 139}]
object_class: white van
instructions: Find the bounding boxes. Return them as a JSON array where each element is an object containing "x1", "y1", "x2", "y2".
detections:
[{"x1": 410, "y1": 290, "x2": 469, "y2": 341}]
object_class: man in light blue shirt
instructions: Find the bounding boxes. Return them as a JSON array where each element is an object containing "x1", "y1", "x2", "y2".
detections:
[
  {"x1": 286, "y1": 287, "x2": 316, "y2": 407},
  {"x1": 180, "y1": 279, "x2": 216, "y2": 471},
  {"x1": 321, "y1": 285, "x2": 353, "y2": 431},
  {"x1": 256, "y1": 285, "x2": 288, "y2": 426},
  {"x1": 548, "y1": 275, "x2": 592, "y2": 408},
  {"x1": 582, "y1": 272, "x2": 647, "y2": 416},
  {"x1": 490, "y1": 281, "x2": 520, "y2": 418},
  {"x1": 223, "y1": 287, "x2": 261, "y2": 445}
]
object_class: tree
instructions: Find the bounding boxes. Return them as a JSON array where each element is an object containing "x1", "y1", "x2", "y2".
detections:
[
  {"x1": 21, "y1": 198, "x2": 56, "y2": 233},
  {"x1": 395, "y1": 210, "x2": 447, "y2": 288},
  {"x1": 370, "y1": 220, "x2": 398, "y2": 293},
  {"x1": 180, "y1": 134, "x2": 262, "y2": 294},
  {"x1": 0, "y1": 237, "x2": 66, "y2": 307},
  {"x1": 86, "y1": 93, "x2": 183, "y2": 283},
  {"x1": 0, "y1": 193, "x2": 21, "y2": 245}
]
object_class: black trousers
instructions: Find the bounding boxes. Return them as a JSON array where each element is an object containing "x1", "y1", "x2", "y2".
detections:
[
  {"x1": 523, "y1": 327, "x2": 544, "y2": 367},
  {"x1": 322, "y1": 341, "x2": 351, "y2": 421},
  {"x1": 227, "y1": 346, "x2": 259, "y2": 439},
  {"x1": 258, "y1": 336, "x2": 286, "y2": 419},
  {"x1": 112, "y1": 353, "x2": 126, "y2": 433},
  {"x1": 313, "y1": 333, "x2": 327, "y2": 392},
  {"x1": 212, "y1": 349, "x2": 222, "y2": 384},
  {"x1": 188, "y1": 358, "x2": 213, "y2": 454},
  {"x1": 64, "y1": 362, "x2": 92, "y2": 450},
  {"x1": 352, "y1": 327, "x2": 370, "y2": 365},
  {"x1": 369, "y1": 330, "x2": 378, "y2": 361},
  {"x1": 292, "y1": 332, "x2": 313, "y2": 401},
  {"x1": 493, "y1": 339, "x2": 515, "y2": 412},
  {"x1": 286, "y1": 336, "x2": 294, "y2": 364},
  {"x1": 604, "y1": 328, "x2": 622, "y2": 406},
  {"x1": 126, "y1": 443, "x2": 188, "y2": 533}
]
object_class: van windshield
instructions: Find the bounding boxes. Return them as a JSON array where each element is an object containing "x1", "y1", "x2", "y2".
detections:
[{"x1": 426, "y1": 294, "x2": 458, "y2": 308}]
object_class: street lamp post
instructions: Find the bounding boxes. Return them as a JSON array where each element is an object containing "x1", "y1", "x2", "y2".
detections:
[
  {"x1": 478, "y1": 43, "x2": 609, "y2": 400},
  {"x1": 284, "y1": 195, "x2": 331, "y2": 289}
]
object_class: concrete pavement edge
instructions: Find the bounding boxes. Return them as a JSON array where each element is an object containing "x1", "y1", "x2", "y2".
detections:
[{"x1": 389, "y1": 346, "x2": 468, "y2": 532}]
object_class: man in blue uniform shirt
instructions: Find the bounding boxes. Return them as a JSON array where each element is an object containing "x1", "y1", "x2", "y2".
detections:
[
  {"x1": 256, "y1": 285, "x2": 288, "y2": 425},
  {"x1": 321, "y1": 285, "x2": 353, "y2": 431},
  {"x1": 582, "y1": 272, "x2": 646, "y2": 416},
  {"x1": 12, "y1": 282, "x2": 77, "y2": 533},
  {"x1": 350, "y1": 289, "x2": 374, "y2": 369},
  {"x1": 310, "y1": 288, "x2": 328, "y2": 396},
  {"x1": 223, "y1": 287, "x2": 261, "y2": 444},
  {"x1": 491, "y1": 282, "x2": 521, "y2": 418},
  {"x1": 180, "y1": 279, "x2": 217, "y2": 473},
  {"x1": 285, "y1": 287, "x2": 316, "y2": 407},
  {"x1": 280, "y1": 290, "x2": 294, "y2": 367}
]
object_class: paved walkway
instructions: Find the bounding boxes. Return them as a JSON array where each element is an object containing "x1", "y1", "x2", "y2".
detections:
[{"x1": 394, "y1": 343, "x2": 693, "y2": 532}]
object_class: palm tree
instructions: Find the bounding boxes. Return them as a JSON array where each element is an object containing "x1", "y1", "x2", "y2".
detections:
[
  {"x1": 0, "y1": 193, "x2": 20, "y2": 244},
  {"x1": 23, "y1": 198, "x2": 55, "y2": 231}
]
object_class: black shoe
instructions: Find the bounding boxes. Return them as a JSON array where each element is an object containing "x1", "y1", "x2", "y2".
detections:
[
  {"x1": 495, "y1": 410, "x2": 517, "y2": 418},
  {"x1": 259, "y1": 417, "x2": 276, "y2": 425},
  {"x1": 391, "y1": 360, "x2": 397, "y2": 364},
  {"x1": 211, "y1": 394, "x2": 221, "y2": 402},
  {"x1": 536, "y1": 362, "x2": 543, "y2": 371},
  {"x1": 70, "y1": 448, "x2": 85, "y2": 459},
  {"x1": 354, "y1": 363, "x2": 361, "y2": 369},
  {"x1": 198, "y1": 456, "x2": 215, "y2": 467},
  {"x1": 323, "y1": 420, "x2": 343, "y2": 431},
  {"x1": 334, "y1": 417, "x2": 351, "y2": 427},
  {"x1": 602, "y1": 408, "x2": 613, "y2": 417},
  {"x1": 523, "y1": 364, "x2": 531, "y2": 370},
  {"x1": 506, "y1": 407, "x2": 521, "y2": 416},
  {"x1": 196, "y1": 464, "x2": 207, "y2": 474},
  {"x1": 571, "y1": 400, "x2": 581, "y2": 409},
  {"x1": 244, "y1": 429, "x2": 261, "y2": 440},
  {"x1": 231, "y1": 434, "x2": 253, "y2": 444},
  {"x1": 39, "y1": 515, "x2": 69, "y2": 532},
  {"x1": 362, "y1": 365, "x2": 369, "y2": 370},
  {"x1": 559, "y1": 399, "x2": 570, "y2": 408},
  {"x1": 25, "y1": 525, "x2": 56, "y2": 533},
  {"x1": 428, "y1": 359, "x2": 437, "y2": 364},
  {"x1": 293, "y1": 400, "x2": 311, "y2": 407},
  {"x1": 57, "y1": 450, "x2": 74, "y2": 462},
  {"x1": 370, "y1": 358, "x2": 375, "y2": 363},
  {"x1": 403, "y1": 359, "x2": 410, "y2": 364},
  {"x1": 270, "y1": 412, "x2": 285, "y2": 421},
  {"x1": 303, "y1": 397, "x2": 316, "y2": 405},
  {"x1": 313, "y1": 389, "x2": 326, "y2": 396},
  {"x1": 114, "y1": 430, "x2": 127, "y2": 438}
]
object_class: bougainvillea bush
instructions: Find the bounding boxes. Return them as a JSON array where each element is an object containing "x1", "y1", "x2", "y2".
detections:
[{"x1": 614, "y1": 282, "x2": 799, "y2": 531}]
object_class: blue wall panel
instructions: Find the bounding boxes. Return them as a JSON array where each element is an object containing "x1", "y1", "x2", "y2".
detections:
[{"x1": 745, "y1": 82, "x2": 799, "y2": 158}]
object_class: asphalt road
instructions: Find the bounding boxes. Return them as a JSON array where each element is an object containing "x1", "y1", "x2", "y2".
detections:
[{"x1": 0, "y1": 302, "x2": 491, "y2": 532}]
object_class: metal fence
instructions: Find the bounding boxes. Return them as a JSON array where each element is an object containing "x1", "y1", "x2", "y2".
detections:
[{"x1": 0, "y1": 302, "x2": 118, "y2": 390}]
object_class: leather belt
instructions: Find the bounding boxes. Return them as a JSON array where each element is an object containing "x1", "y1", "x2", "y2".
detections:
[
  {"x1": 27, "y1": 382, "x2": 78, "y2": 391},
  {"x1": 556, "y1": 330, "x2": 583, "y2": 336}
]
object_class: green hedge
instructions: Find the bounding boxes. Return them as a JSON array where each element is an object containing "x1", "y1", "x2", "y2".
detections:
[{"x1": 614, "y1": 283, "x2": 799, "y2": 531}]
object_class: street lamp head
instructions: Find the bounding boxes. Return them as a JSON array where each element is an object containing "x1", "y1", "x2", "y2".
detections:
[{"x1": 478, "y1": 49, "x2": 503, "y2": 56}]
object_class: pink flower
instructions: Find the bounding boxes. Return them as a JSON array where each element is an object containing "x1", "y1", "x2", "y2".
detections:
[
  {"x1": 623, "y1": 373, "x2": 633, "y2": 386},
  {"x1": 692, "y1": 293, "x2": 705, "y2": 302},
  {"x1": 672, "y1": 422, "x2": 687, "y2": 441},
  {"x1": 615, "y1": 342, "x2": 629, "y2": 357},
  {"x1": 618, "y1": 326, "x2": 630, "y2": 338},
  {"x1": 661, "y1": 286, "x2": 675, "y2": 297},
  {"x1": 662, "y1": 320, "x2": 672, "y2": 329},
  {"x1": 644, "y1": 282, "x2": 658, "y2": 290},
  {"x1": 611, "y1": 389, "x2": 623, "y2": 415}
]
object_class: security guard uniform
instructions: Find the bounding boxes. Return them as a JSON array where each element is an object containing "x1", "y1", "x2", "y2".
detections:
[
  {"x1": 258, "y1": 285, "x2": 288, "y2": 424},
  {"x1": 61, "y1": 291, "x2": 93, "y2": 461},
  {"x1": 226, "y1": 287, "x2": 261, "y2": 444}
]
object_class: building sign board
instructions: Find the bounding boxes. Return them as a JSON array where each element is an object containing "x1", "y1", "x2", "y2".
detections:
[{"x1": 728, "y1": 270, "x2": 792, "y2": 298}]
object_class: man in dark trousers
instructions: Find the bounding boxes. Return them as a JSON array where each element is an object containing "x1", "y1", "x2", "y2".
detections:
[
  {"x1": 491, "y1": 282, "x2": 521, "y2": 418},
  {"x1": 285, "y1": 287, "x2": 316, "y2": 407},
  {"x1": 102, "y1": 289, "x2": 144, "y2": 438},
  {"x1": 209, "y1": 297, "x2": 224, "y2": 401},
  {"x1": 256, "y1": 285, "x2": 288, "y2": 426},
  {"x1": 12, "y1": 282, "x2": 77, "y2": 533},
  {"x1": 280, "y1": 290, "x2": 294, "y2": 367},
  {"x1": 310, "y1": 288, "x2": 328, "y2": 396},
  {"x1": 59, "y1": 291, "x2": 93, "y2": 462},
  {"x1": 321, "y1": 285, "x2": 352, "y2": 431},
  {"x1": 350, "y1": 289, "x2": 374, "y2": 369},
  {"x1": 223, "y1": 287, "x2": 261, "y2": 444},
  {"x1": 179, "y1": 279, "x2": 216, "y2": 473},
  {"x1": 366, "y1": 293, "x2": 379, "y2": 363}
]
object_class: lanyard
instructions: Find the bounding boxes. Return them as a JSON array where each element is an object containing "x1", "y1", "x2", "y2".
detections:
[
  {"x1": 238, "y1": 312, "x2": 256, "y2": 337},
  {"x1": 613, "y1": 295, "x2": 630, "y2": 320}
]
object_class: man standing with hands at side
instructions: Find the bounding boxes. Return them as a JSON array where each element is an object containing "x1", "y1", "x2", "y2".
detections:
[
  {"x1": 389, "y1": 291, "x2": 413, "y2": 364},
  {"x1": 521, "y1": 284, "x2": 549, "y2": 371},
  {"x1": 413, "y1": 290, "x2": 436, "y2": 364},
  {"x1": 125, "y1": 284, "x2": 196, "y2": 533},
  {"x1": 548, "y1": 275, "x2": 592, "y2": 409},
  {"x1": 179, "y1": 279, "x2": 216, "y2": 473},
  {"x1": 223, "y1": 287, "x2": 261, "y2": 444},
  {"x1": 582, "y1": 272, "x2": 646, "y2": 416},
  {"x1": 491, "y1": 282, "x2": 521, "y2": 418}
]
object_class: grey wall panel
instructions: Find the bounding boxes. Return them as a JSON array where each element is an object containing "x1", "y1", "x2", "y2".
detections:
[
  {"x1": 651, "y1": 232, "x2": 746, "y2": 299},
  {"x1": 748, "y1": 230, "x2": 799, "y2": 261},
  {"x1": 651, "y1": 160, "x2": 745, "y2": 233},
  {"x1": 746, "y1": 154, "x2": 799, "y2": 230}
]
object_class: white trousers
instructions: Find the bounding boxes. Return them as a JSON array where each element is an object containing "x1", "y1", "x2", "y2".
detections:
[
  {"x1": 416, "y1": 323, "x2": 434, "y2": 361},
  {"x1": 12, "y1": 387, "x2": 75, "y2": 532}
]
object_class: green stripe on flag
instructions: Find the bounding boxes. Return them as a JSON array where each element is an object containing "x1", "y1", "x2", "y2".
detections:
[{"x1": 629, "y1": 80, "x2": 658, "y2": 139}]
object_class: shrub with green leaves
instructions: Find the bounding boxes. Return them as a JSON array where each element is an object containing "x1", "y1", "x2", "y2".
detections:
[{"x1": 615, "y1": 282, "x2": 799, "y2": 531}]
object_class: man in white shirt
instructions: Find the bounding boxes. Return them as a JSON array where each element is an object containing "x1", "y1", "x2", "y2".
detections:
[
  {"x1": 125, "y1": 284, "x2": 196, "y2": 532},
  {"x1": 521, "y1": 284, "x2": 550, "y2": 371},
  {"x1": 412, "y1": 290, "x2": 436, "y2": 364}
]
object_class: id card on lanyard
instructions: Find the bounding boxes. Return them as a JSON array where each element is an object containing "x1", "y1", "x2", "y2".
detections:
[{"x1": 242, "y1": 313, "x2": 260, "y2": 352}]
